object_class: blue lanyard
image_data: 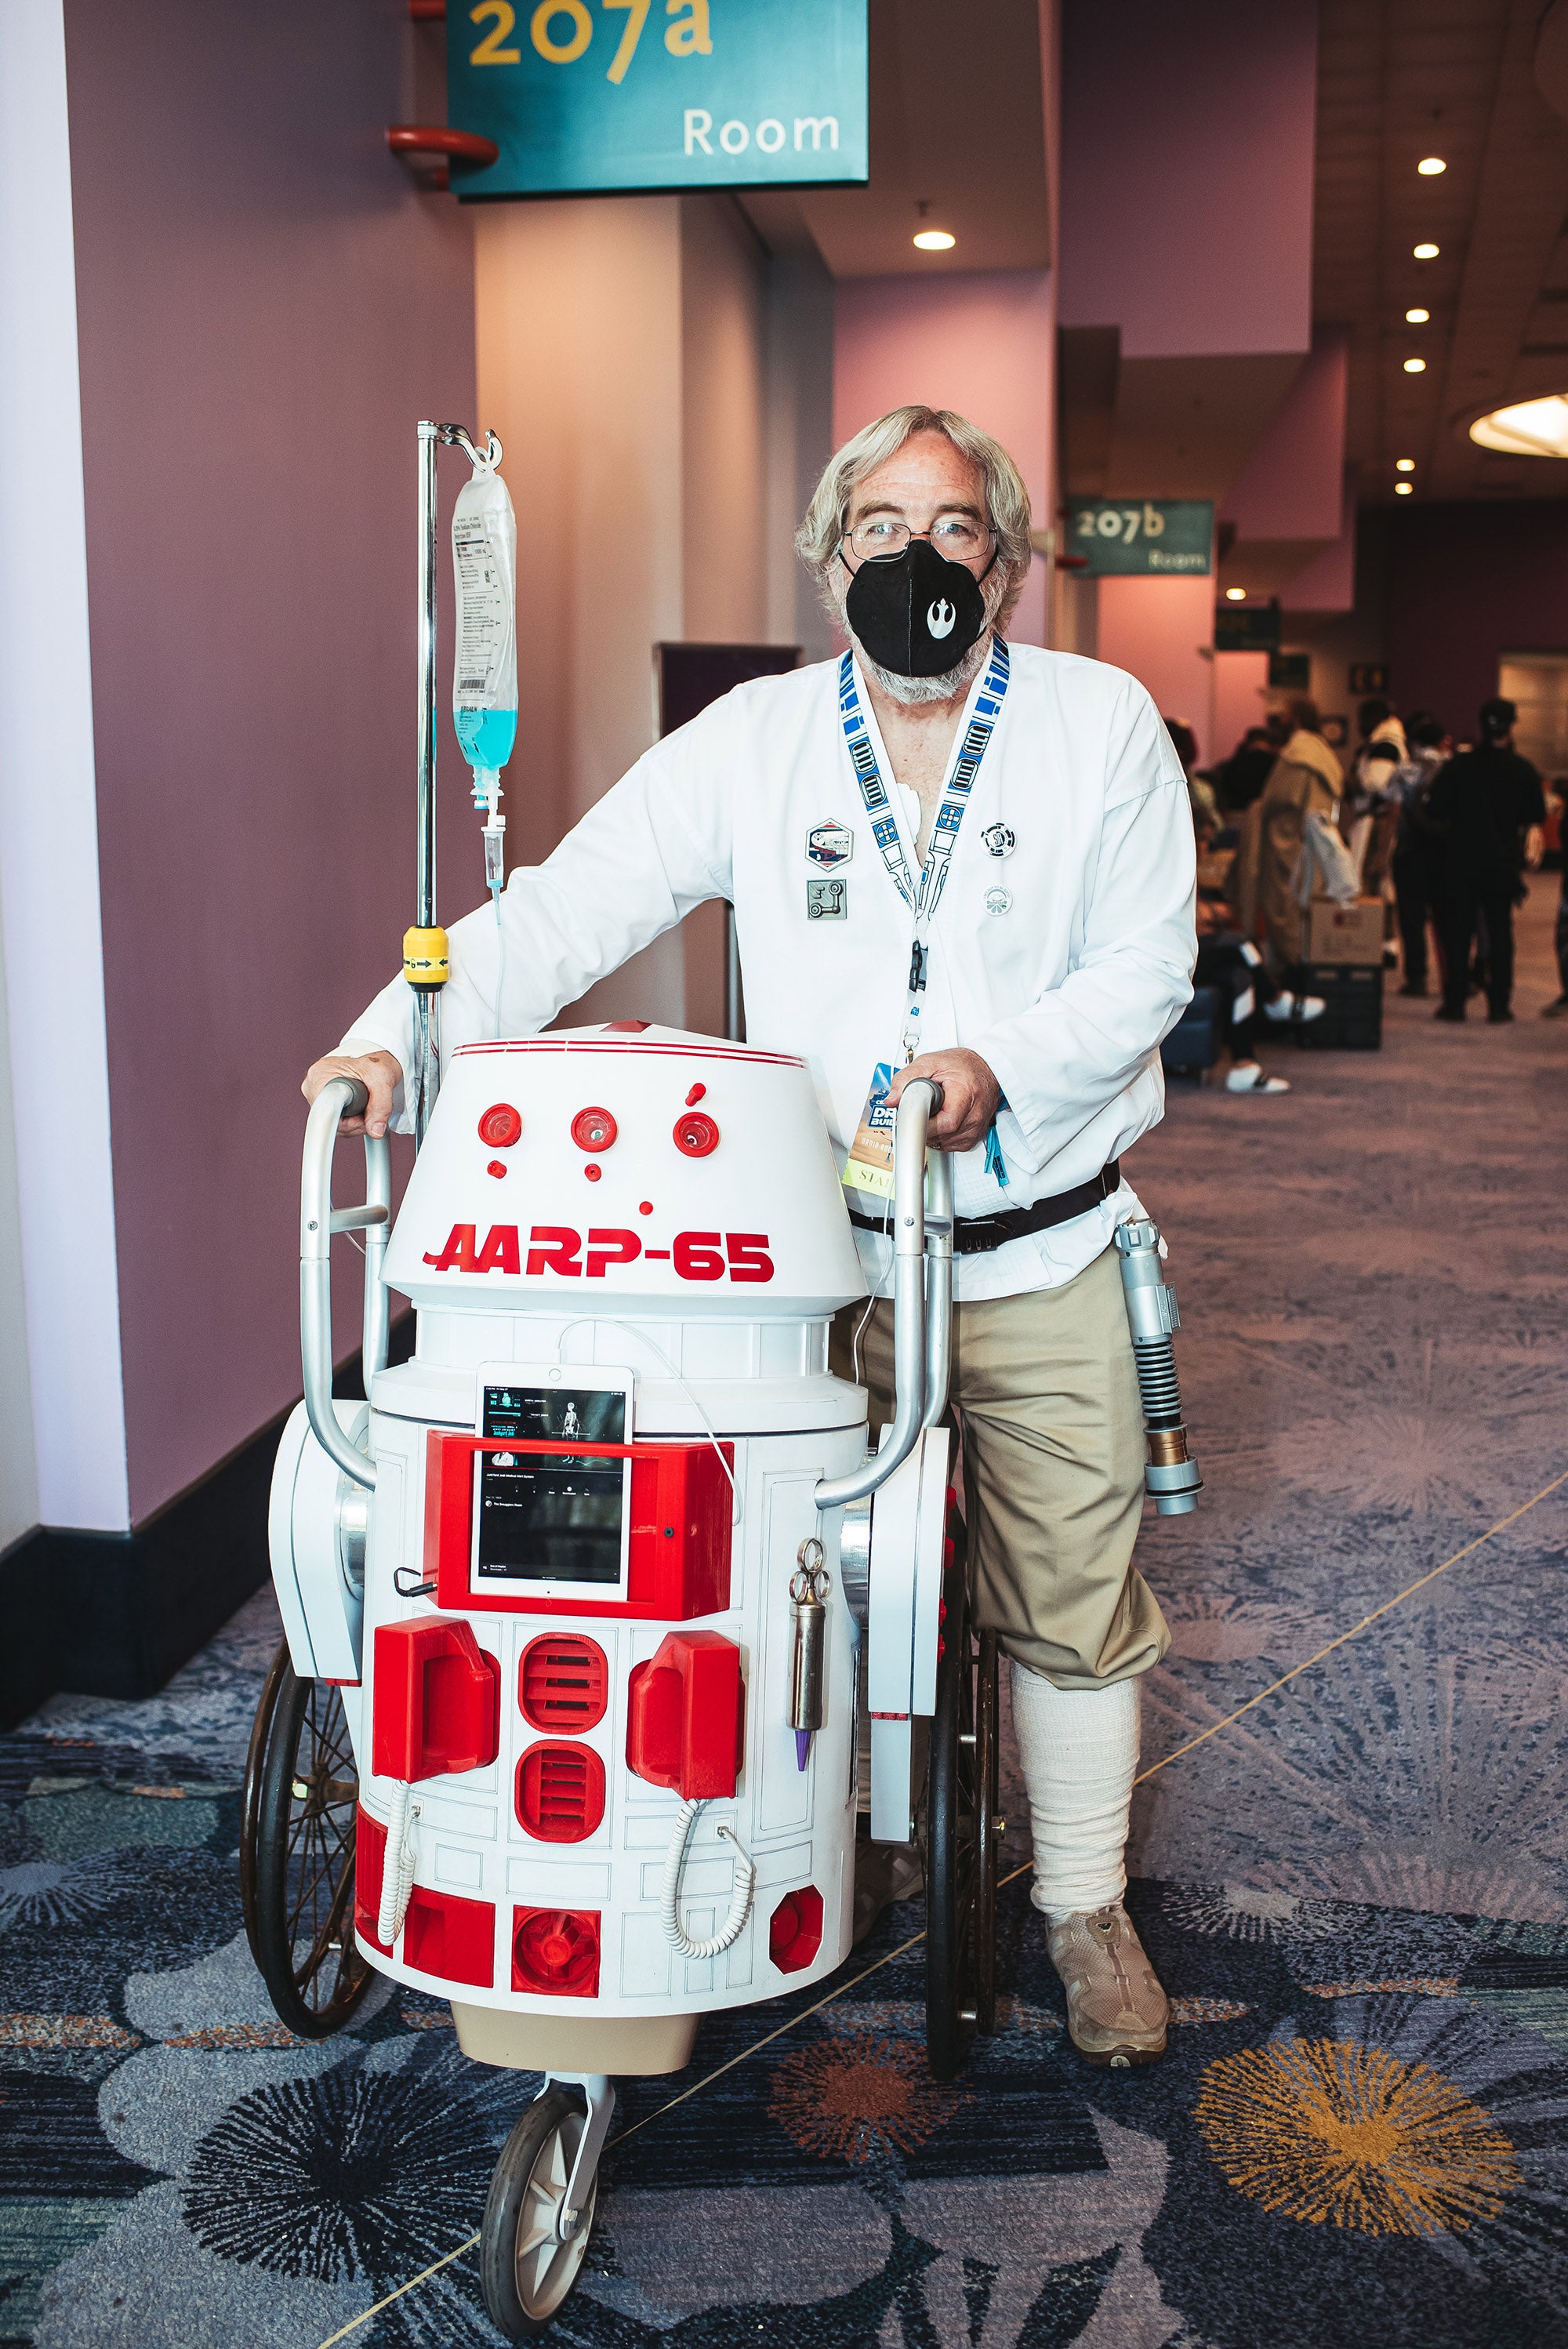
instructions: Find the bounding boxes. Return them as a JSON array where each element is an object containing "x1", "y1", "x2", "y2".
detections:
[{"x1": 838, "y1": 635, "x2": 1011, "y2": 932}]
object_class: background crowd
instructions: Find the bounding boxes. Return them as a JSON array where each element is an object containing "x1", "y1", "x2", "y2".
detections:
[{"x1": 1157, "y1": 688, "x2": 1563, "y2": 1095}]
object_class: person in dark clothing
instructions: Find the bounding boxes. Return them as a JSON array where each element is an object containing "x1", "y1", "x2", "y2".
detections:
[
  {"x1": 1214, "y1": 724, "x2": 1280, "y2": 815},
  {"x1": 1388, "y1": 713, "x2": 1450, "y2": 997},
  {"x1": 1428, "y1": 697, "x2": 1547, "y2": 1024},
  {"x1": 1545, "y1": 782, "x2": 1568, "y2": 1018}
]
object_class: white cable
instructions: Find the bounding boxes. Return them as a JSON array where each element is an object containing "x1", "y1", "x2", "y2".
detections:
[
  {"x1": 554, "y1": 1316, "x2": 742, "y2": 1527},
  {"x1": 659, "y1": 1798, "x2": 755, "y2": 1959},
  {"x1": 376, "y1": 1780, "x2": 420, "y2": 1947}
]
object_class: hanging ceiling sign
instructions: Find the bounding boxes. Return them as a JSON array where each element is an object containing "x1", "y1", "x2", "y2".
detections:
[
  {"x1": 446, "y1": 0, "x2": 869, "y2": 198},
  {"x1": 1065, "y1": 499, "x2": 1214, "y2": 577}
]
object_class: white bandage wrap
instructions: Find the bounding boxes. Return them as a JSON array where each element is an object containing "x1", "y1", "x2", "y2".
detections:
[{"x1": 1010, "y1": 1661, "x2": 1140, "y2": 1921}]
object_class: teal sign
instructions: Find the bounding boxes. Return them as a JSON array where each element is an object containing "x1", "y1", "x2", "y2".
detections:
[
  {"x1": 1066, "y1": 499, "x2": 1214, "y2": 578},
  {"x1": 447, "y1": 0, "x2": 868, "y2": 198}
]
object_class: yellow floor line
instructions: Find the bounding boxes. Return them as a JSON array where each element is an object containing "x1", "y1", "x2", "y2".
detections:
[
  {"x1": 316, "y1": 2232, "x2": 481, "y2": 2347},
  {"x1": 318, "y1": 1465, "x2": 1566, "y2": 2347}
]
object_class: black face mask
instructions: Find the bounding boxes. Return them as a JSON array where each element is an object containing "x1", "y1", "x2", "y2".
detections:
[{"x1": 844, "y1": 536, "x2": 993, "y2": 679}]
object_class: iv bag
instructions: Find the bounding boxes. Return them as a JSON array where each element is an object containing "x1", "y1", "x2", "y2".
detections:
[{"x1": 452, "y1": 458, "x2": 517, "y2": 790}]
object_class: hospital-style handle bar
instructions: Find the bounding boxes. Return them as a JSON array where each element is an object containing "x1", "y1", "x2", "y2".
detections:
[
  {"x1": 815, "y1": 1078, "x2": 952, "y2": 1512},
  {"x1": 300, "y1": 1075, "x2": 390, "y2": 1492},
  {"x1": 1114, "y1": 1217, "x2": 1202, "y2": 1515}
]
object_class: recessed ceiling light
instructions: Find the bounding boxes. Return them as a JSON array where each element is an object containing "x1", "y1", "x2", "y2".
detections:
[
  {"x1": 1395, "y1": 481, "x2": 1414, "y2": 495},
  {"x1": 913, "y1": 229, "x2": 955, "y2": 251},
  {"x1": 1417, "y1": 156, "x2": 1446, "y2": 176},
  {"x1": 1414, "y1": 241, "x2": 1439, "y2": 260},
  {"x1": 1225, "y1": 587, "x2": 1247, "y2": 601},
  {"x1": 1406, "y1": 307, "x2": 1430, "y2": 323},
  {"x1": 1403, "y1": 358, "x2": 1427, "y2": 373},
  {"x1": 1469, "y1": 394, "x2": 1568, "y2": 457},
  {"x1": 1396, "y1": 458, "x2": 1415, "y2": 471}
]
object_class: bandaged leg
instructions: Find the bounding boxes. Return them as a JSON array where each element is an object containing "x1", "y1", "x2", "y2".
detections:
[{"x1": 1010, "y1": 1660, "x2": 1139, "y2": 1921}]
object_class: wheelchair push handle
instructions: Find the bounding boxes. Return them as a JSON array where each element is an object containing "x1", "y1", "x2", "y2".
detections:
[
  {"x1": 815, "y1": 1077, "x2": 952, "y2": 1512},
  {"x1": 300, "y1": 1076, "x2": 390, "y2": 1493}
]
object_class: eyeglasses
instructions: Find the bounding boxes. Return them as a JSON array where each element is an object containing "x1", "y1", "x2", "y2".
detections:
[{"x1": 842, "y1": 514, "x2": 993, "y2": 565}]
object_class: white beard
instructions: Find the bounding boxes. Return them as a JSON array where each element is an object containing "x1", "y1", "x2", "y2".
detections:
[
  {"x1": 838, "y1": 562, "x2": 1011, "y2": 705},
  {"x1": 854, "y1": 631, "x2": 992, "y2": 706}
]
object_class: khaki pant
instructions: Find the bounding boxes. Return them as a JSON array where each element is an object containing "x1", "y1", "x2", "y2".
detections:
[{"x1": 829, "y1": 1244, "x2": 1168, "y2": 1690}]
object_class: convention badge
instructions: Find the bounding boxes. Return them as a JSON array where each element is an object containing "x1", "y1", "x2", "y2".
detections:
[
  {"x1": 807, "y1": 877, "x2": 848, "y2": 920},
  {"x1": 982, "y1": 822, "x2": 1015, "y2": 858},
  {"x1": 843, "y1": 1061, "x2": 898, "y2": 1200},
  {"x1": 808, "y1": 819, "x2": 854, "y2": 869}
]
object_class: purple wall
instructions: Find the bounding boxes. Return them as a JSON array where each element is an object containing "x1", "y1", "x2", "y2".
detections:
[
  {"x1": 1220, "y1": 330, "x2": 1347, "y2": 541},
  {"x1": 65, "y1": 0, "x2": 476, "y2": 1520},
  {"x1": 1384, "y1": 501, "x2": 1568, "y2": 735},
  {"x1": 833, "y1": 271, "x2": 1054, "y2": 646},
  {"x1": 1058, "y1": 0, "x2": 1317, "y2": 357}
]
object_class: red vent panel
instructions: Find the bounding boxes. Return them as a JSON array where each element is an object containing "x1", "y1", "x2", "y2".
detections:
[
  {"x1": 519, "y1": 1634, "x2": 608, "y2": 1732},
  {"x1": 513, "y1": 1906, "x2": 601, "y2": 1998},
  {"x1": 517, "y1": 1742, "x2": 605, "y2": 1842}
]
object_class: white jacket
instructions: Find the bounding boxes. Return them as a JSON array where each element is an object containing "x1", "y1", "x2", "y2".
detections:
[{"x1": 342, "y1": 640, "x2": 1197, "y2": 1301}]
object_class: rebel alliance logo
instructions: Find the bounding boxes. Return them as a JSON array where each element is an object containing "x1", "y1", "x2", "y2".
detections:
[{"x1": 926, "y1": 598, "x2": 956, "y2": 640}]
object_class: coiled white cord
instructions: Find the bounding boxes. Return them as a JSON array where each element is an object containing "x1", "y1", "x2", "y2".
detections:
[
  {"x1": 659, "y1": 1799, "x2": 755, "y2": 1959},
  {"x1": 376, "y1": 1780, "x2": 420, "y2": 1947}
]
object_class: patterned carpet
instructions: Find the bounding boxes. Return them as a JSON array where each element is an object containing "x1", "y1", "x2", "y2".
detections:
[{"x1": 4, "y1": 880, "x2": 1566, "y2": 2348}]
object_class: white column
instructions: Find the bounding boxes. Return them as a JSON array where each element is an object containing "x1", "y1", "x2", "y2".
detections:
[{"x1": 0, "y1": 0, "x2": 129, "y2": 1531}]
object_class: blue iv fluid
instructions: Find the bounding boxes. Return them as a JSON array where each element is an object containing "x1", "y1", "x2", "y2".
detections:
[{"x1": 456, "y1": 706, "x2": 517, "y2": 772}]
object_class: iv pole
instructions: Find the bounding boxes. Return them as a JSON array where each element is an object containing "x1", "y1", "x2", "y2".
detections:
[{"x1": 403, "y1": 417, "x2": 502, "y2": 1149}]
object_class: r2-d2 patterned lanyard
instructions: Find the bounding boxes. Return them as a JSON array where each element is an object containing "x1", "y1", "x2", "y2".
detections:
[{"x1": 837, "y1": 634, "x2": 1011, "y2": 1060}]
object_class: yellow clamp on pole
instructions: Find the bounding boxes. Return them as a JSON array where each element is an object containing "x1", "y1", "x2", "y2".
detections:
[{"x1": 403, "y1": 925, "x2": 450, "y2": 988}]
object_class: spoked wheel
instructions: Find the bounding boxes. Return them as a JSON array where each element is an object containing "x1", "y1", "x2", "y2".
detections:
[
  {"x1": 246, "y1": 1643, "x2": 372, "y2": 2039},
  {"x1": 481, "y1": 2086, "x2": 597, "y2": 2340},
  {"x1": 923, "y1": 1564, "x2": 1001, "y2": 2080}
]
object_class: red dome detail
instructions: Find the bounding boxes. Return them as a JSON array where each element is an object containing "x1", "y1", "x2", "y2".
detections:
[
  {"x1": 486, "y1": 1159, "x2": 507, "y2": 1179},
  {"x1": 769, "y1": 1886, "x2": 824, "y2": 1973},
  {"x1": 684, "y1": 1083, "x2": 706, "y2": 1106}
]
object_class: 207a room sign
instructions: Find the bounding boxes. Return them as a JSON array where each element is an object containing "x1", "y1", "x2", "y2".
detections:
[{"x1": 447, "y1": 0, "x2": 869, "y2": 196}]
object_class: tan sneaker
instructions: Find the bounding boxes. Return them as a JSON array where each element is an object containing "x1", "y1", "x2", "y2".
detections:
[{"x1": 1046, "y1": 1902, "x2": 1169, "y2": 2068}]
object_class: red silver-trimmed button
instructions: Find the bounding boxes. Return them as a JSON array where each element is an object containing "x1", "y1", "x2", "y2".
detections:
[
  {"x1": 478, "y1": 1102, "x2": 522, "y2": 1148},
  {"x1": 673, "y1": 1111, "x2": 720, "y2": 1157},
  {"x1": 571, "y1": 1106, "x2": 618, "y2": 1152}
]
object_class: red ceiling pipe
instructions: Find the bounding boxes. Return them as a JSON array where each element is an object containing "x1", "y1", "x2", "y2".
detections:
[{"x1": 387, "y1": 125, "x2": 498, "y2": 167}]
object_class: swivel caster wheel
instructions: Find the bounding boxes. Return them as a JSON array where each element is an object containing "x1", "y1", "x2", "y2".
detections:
[{"x1": 481, "y1": 2085, "x2": 599, "y2": 2338}]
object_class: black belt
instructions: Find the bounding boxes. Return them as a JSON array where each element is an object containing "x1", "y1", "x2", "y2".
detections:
[{"x1": 848, "y1": 1160, "x2": 1121, "y2": 1257}]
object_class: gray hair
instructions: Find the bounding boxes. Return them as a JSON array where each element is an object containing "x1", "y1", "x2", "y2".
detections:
[{"x1": 796, "y1": 404, "x2": 1034, "y2": 626}]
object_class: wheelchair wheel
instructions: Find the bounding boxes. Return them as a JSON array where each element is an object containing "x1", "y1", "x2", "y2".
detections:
[
  {"x1": 239, "y1": 1639, "x2": 289, "y2": 1966},
  {"x1": 245, "y1": 1642, "x2": 371, "y2": 2039},
  {"x1": 923, "y1": 1563, "x2": 1000, "y2": 2079},
  {"x1": 480, "y1": 2086, "x2": 597, "y2": 2339}
]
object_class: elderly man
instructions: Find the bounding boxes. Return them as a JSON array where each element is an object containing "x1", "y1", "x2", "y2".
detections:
[{"x1": 307, "y1": 405, "x2": 1196, "y2": 2068}]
